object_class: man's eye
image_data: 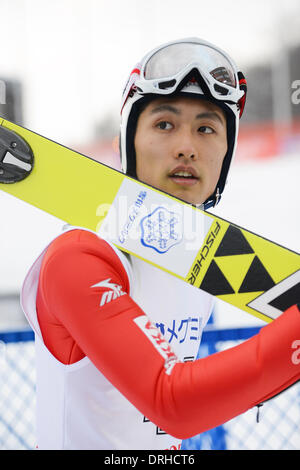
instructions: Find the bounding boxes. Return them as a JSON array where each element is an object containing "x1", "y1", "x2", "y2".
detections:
[
  {"x1": 157, "y1": 121, "x2": 173, "y2": 130},
  {"x1": 198, "y1": 126, "x2": 214, "y2": 134}
]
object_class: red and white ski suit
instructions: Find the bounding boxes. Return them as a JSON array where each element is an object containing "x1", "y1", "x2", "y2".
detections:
[{"x1": 21, "y1": 228, "x2": 300, "y2": 450}]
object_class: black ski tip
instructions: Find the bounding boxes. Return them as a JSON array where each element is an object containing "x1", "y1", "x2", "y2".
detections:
[{"x1": 0, "y1": 125, "x2": 34, "y2": 183}]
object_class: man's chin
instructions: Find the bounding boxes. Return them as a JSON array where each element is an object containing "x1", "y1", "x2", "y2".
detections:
[
  {"x1": 143, "y1": 179, "x2": 206, "y2": 205},
  {"x1": 165, "y1": 187, "x2": 205, "y2": 206}
]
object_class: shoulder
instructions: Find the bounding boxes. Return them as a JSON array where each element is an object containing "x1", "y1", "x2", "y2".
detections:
[
  {"x1": 45, "y1": 228, "x2": 128, "y2": 268},
  {"x1": 35, "y1": 229, "x2": 134, "y2": 364},
  {"x1": 40, "y1": 228, "x2": 132, "y2": 294},
  {"x1": 44, "y1": 228, "x2": 113, "y2": 259}
]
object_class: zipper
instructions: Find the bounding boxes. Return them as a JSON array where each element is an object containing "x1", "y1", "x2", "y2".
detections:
[{"x1": 255, "y1": 379, "x2": 300, "y2": 423}]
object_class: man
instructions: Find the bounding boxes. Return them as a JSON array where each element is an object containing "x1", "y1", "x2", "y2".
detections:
[{"x1": 21, "y1": 38, "x2": 300, "y2": 450}]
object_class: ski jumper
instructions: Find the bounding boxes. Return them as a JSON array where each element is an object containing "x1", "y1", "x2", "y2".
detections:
[{"x1": 21, "y1": 228, "x2": 300, "y2": 450}]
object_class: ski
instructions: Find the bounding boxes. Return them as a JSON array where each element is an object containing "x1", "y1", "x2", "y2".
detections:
[{"x1": 0, "y1": 117, "x2": 299, "y2": 323}]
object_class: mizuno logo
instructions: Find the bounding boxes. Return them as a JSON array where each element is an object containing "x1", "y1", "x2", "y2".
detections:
[{"x1": 91, "y1": 278, "x2": 126, "y2": 307}]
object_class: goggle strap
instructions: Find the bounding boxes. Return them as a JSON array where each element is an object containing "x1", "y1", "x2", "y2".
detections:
[
  {"x1": 238, "y1": 71, "x2": 247, "y2": 118},
  {"x1": 121, "y1": 66, "x2": 141, "y2": 113},
  {"x1": 176, "y1": 67, "x2": 212, "y2": 96}
]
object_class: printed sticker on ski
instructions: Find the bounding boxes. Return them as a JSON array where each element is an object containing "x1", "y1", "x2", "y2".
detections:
[
  {"x1": 140, "y1": 206, "x2": 183, "y2": 254},
  {"x1": 97, "y1": 177, "x2": 211, "y2": 278}
]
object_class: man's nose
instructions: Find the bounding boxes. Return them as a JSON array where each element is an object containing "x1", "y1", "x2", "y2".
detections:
[{"x1": 175, "y1": 129, "x2": 198, "y2": 160}]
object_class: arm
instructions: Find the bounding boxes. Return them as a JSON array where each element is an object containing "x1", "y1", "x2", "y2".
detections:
[{"x1": 37, "y1": 229, "x2": 300, "y2": 439}]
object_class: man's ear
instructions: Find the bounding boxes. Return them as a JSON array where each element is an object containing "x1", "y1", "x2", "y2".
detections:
[{"x1": 112, "y1": 135, "x2": 119, "y2": 154}]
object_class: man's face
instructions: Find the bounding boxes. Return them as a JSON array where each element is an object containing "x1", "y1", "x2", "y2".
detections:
[{"x1": 134, "y1": 96, "x2": 227, "y2": 205}]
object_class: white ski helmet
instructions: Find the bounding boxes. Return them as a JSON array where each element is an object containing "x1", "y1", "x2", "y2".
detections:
[{"x1": 120, "y1": 37, "x2": 247, "y2": 209}]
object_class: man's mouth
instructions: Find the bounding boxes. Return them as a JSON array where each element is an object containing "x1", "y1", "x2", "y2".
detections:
[{"x1": 169, "y1": 167, "x2": 199, "y2": 186}]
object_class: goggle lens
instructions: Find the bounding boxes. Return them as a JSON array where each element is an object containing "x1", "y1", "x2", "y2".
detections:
[{"x1": 144, "y1": 42, "x2": 237, "y2": 88}]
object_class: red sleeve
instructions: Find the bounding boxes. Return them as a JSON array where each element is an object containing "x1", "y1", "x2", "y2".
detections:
[{"x1": 36, "y1": 229, "x2": 300, "y2": 439}]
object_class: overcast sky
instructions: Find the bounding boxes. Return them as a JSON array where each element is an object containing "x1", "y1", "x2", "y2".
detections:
[{"x1": 1, "y1": 0, "x2": 300, "y2": 145}]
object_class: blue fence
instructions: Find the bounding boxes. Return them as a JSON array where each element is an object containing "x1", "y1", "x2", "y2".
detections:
[{"x1": 0, "y1": 326, "x2": 299, "y2": 450}]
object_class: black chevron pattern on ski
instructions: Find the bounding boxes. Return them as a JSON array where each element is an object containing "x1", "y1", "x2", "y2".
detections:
[
  {"x1": 200, "y1": 260, "x2": 235, "y2": 296},
  {"x1": 215, "y1": 225, "x2": 254, "y2": 257},
  {"x1": 238, "y1": 255, "x2": 275, "y2": 293},
  {"x1": 269, "y1": 282, "x2": 300, "y2": 312}
]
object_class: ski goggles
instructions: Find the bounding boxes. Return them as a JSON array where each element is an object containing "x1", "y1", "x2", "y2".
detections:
[{"x1": 127, "y1": 38, "x2": 246, "y2": 112}]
